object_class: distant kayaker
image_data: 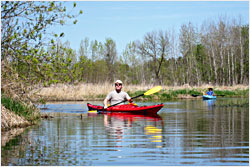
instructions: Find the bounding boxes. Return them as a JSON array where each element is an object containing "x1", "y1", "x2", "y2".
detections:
[
  {"x1": 104, "y1": 80, "x2": 132, "y2": 109},
  {"x1": 206, "y1": 88, "x2": 215, "y2": 96}
]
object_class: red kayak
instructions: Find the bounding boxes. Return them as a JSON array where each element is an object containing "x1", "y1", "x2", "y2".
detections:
[{"x1": 87, "y1": 103, "x2": 164, "y2": 115}]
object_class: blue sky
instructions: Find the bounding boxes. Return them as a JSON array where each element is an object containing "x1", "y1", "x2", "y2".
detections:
[{"x1": 50, "y1": 1, "x2": 249, "y2": 55}]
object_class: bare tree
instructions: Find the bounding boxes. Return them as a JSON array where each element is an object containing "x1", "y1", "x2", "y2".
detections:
[
  {"x1": 179, "y1": 22, "x2": 200, "y2": 85},
  {"x1": 136, "y1": 30, "x2": 170, "y2": 85},
  {"x1": 104, "y1": 38, "x2": 117, "y2": 82}
]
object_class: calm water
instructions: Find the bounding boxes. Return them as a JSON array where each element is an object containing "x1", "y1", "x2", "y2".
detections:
[{"x1": 1, "y1": 98, "x2": 249, "y2": 166}]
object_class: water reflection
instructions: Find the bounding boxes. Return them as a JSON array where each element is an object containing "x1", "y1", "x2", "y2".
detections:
[
  {"x1": 1, "y1": 99, "x2": 249, "y2": 166},
  {"x1": 144, "y1": 125, "x2": 162, "y2": 144},
  {"x1": 103, "y1": 113, "x2": 132, "y2": 141},
  {"x1": 96, "y1": 113, "x2": 163, "y2": 146},
  {"x1": 203, "y1": 99, "x2": 216, "y2": 110}
]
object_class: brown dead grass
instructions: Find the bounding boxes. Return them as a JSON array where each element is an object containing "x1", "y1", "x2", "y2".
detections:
[
  {"x1": 1, "y1": 105, "x2": 31, "y2": 131},
  {"x1": 32, "y1": 83, "x2": 249, "y2": 101},
  {"x1": 34, "y1": 83, "x2": 156, "y2": 101}
]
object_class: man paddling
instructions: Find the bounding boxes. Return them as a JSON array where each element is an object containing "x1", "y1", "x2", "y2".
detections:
[
  {"x1": 206, "y1": 88, "x2": 215, "y2": 96},
  {"x1": 104, "y1": 80, "x2": 132, "y2": 109}
]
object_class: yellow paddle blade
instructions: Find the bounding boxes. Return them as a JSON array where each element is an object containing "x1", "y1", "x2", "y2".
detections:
[
  {"x1": 88, "y1": 110, "x2": 98, "y2": 113},
  {"x1": 144, "y1": 86, "x2": 162, "y2": 96}
]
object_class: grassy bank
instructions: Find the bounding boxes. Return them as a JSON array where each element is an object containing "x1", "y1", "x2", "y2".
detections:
[
  {"x1": 32, "y1": 83, "x2": 249, "y2": 101},
  {"x1": 1, "y1": 94, "x2": 40, "y2": 123},
  {"x1": 128, "y1": 87, "x2": 249, "y2": 101}
]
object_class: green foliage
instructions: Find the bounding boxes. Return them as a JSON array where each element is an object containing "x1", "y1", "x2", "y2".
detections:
[
  {"x1": 1, "y1": 94, "x2": 40, "y2": 122},
  {"x1": 160, "y1": 89, "x2": 201, "y2": 99},
  {"x1": 1, "y1": 1, "x2": 83, "y2": 87},
  {"x1": 214, "y1": 88, "x2": 249, "y2": 97},
  {"x1": 172, "y1": 89, "x2": 188, "y2": 95},
  {"x1": 214, "y1": 90, "x2": 235, "y2": 96},
  {"x1": 160, "y1": 93, "x2": 172, "y2": 99},
  {"x1": 187, "y1": 89, "x2": 202, "y2": 95},
  {"x1": 194, "y1": 44, "x2": 211, "y2": 83}
]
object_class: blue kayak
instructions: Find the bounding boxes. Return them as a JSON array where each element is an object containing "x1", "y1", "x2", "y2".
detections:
[{"x1": 203, "y1": 95, "x2": 216, "y2": 99}]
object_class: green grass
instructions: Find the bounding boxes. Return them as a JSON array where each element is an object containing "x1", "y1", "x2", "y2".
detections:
[
  {"x1": 128, "y1": 88, "x2": 248, "y2": 101},
  {"x1": 1, "y1": 94, "x2": 40, "y2": 122},
  {"x1": 214, "y1": 90, "x2": 236, "y2": 96},
  {"x1": 214, "y1": 88, "x2": 249, "y2": 97},
  {"x1": 96, "y1": 94, "x2": 106, "y2": 98},
  {"x1": 169, "y1": 89, "x2": 202, "y2": 97}
]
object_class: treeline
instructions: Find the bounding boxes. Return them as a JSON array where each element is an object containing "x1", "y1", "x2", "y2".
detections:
[
  {"x1": 1, "y1": 2, "x2": 249, "y2": 103},
  {"x1": 42, "y1": 18, "x2": 249, "y2": 86}
]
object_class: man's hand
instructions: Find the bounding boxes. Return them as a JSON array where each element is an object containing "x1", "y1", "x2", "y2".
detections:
[{"x1": 104, "y1": 105, "x2": 108, "y2": 109}]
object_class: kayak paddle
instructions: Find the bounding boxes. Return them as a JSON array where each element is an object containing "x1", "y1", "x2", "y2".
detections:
[
  {"x1": 191, "y1": 94, "x2": 203, "y2": 97},
  {"x1": 88, "y1": 110, "x2": 98, "y2": 113},
  {"x1": 108, "y1": 86, "x2": 162, "y2": 108}
]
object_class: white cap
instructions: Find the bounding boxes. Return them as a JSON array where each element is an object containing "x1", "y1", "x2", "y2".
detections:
[{"x1": 115, "y1": 80, "x2": 123, "y2": 84}]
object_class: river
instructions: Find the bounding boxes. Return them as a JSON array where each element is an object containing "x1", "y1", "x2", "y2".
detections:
[{"x1": 1, "y1": 98, "x2": 249, "y2": 166}]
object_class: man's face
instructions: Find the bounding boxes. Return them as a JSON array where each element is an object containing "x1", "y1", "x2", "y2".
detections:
[{"x1": 115, "y1": 83, "x2": 122, "y2": 91}]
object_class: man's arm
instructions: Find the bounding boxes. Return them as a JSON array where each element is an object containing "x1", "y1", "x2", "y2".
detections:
[
  {"x1": 103, "y1": 98, "x2": 108, "y2": 109},
  {"x1": 126, "y1": 93, "x2": 132, "y2": 103}
]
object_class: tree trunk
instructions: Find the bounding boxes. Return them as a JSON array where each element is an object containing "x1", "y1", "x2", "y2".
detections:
[
  {"x1": 231, "y1": 48, "x2": 235, "y2": 85},
  {"x1": 239, "y1": 28, "x2": 244, "y2": 84},
  {"x1": 227, "y1": 48, "x2": 231, "y2": 85},
  {"x1": 211, "y1": 44, "x2": 218, "y2": 84},
  {"x1": 219, "y1": 45, "x2": 225, "y2": 85}
]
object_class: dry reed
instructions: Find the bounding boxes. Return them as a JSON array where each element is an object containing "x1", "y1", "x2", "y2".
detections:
[
  {"x1": 1, "y1": 105, "x2": 31, "y2": 130},
  {"x1": 33, "y1": 83, "x2": 249, "y2": 101},
  {"x1": 34, "y1": 83, "x2": 154, "y2": 101}
]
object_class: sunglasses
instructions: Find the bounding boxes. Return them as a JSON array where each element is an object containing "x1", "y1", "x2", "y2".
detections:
[{"x1": 115, "y1": 83, "x2": 122, "y2": 86}]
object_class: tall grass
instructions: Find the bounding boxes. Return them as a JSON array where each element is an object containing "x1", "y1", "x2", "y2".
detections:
[
  {"x1": 214, "y1": 88, "x2": 249, "y2": 97},
  {"x1": 34, "y1": 83, "x2": 155, "y2": 101},
  {"x1": 33, "y1": 83, "x2": 249, "y2": 101},
  {"x1": 1, "y1": 94, "x2": 40, "y2": 122}
]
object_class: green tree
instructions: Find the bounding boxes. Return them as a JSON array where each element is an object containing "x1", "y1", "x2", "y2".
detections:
[
  {"x1": 121, "y1": 42, "x2": 140, "y2": 84},
  {"x1": 241, "y1": 25, "x2": 249, "y2": 84},
  {"x1": 1, "y1": 1, "x2": 82, "y2": 101},
  {"x1": 194, "y1": 44, "x2": 211, "y2": 84}
]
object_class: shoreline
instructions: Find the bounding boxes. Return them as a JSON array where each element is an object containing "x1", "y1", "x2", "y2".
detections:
[
  {"x1": 1, "y1": 105, "x2": 33, "y2": 146},
  {"x1": 31, "y1": 84, "x2": 249, "y2": 102}
]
